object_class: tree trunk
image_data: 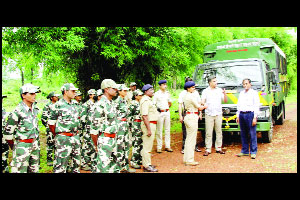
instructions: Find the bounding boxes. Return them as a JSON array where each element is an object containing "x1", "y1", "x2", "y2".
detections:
[
  {"x1": 31, "y1": 67, "x2": 33, "y2": 84},
  {"x1": 172, "y1": 76, "x2": 177, "y2": 90},
  {"x1": 21, "y1": 70, "x2": 24, "y2": 86}
]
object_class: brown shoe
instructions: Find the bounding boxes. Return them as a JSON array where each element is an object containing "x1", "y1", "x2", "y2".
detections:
[
  {"x1": 216, "y1": 150, "x2": 226, "y2": 154},
  {"x1": 165, "y1": 148, "x2": 173, "y2": 152},
  {"x1": 203, "y1": 151, "x2": 210, "y2": 156}
]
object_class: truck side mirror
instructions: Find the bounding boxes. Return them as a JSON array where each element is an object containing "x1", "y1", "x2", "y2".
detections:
[{"x1": 267, "y1": 70, "x2": 277, "y2": 84}]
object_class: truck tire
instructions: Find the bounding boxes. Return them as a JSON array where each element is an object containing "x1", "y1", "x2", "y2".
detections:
[{"x1": 275, "y1": 103, "x2": 284, "y2": 125}]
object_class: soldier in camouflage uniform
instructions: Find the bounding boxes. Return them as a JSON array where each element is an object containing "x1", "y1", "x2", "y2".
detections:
[
  {"x1": 72, "y1": 91, "x2": 83, "y2": 144},
  {"x1": 2, "y1": 95, "x2": 10, "y2": 173},
  {"x1": 90, "y1": 79, "x2": 119, "y2": 173},
  {"x1": 3, "y1": 84, "x2": 41, "y2": 173},
  {"x1": 128, "y1": 89, "x2": 144, "y2": 169},
  {"x1": 85, "y1": 89, "x2": 103, "y2": 172},
  {"x1": 41, "y1": 91, "x2": 59, "y2": 166},
  {"x1": 80, "y1": 89, "x2": 96, "y2": 171},
  {"x1": 125, "y1": 82, "x2": 137, "y2": 146},
  {"x1": 115, "y1": 84, "x2": 135, "y2": 173},
  {"x1": 48, "y1": 83, "x2": 81, "y2": 173},
  {"x1": 96, "y1": 89, "x2": 103, "y2": 101}
]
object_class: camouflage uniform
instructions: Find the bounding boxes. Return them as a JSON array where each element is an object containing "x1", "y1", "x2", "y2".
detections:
[
  {"x1": 90, "y1": 79, "x2": 119, "y2": 173},
  {"x1": 48, "y1": 83, "x2": 81, "y2": 173},
  {"x1": 41, "y1": 93, "x2": 59, "y2": 165},
  {"x1": 125, "y1": 82, "x2": 137, "y2": 146},
  {"x1": 2, "y1": 98, "x2": 10, "y2": 173},
  {"x1": 115, "y1": 88, "x2": 130, "y2": 172},
  {"x1": 71, "y1": 99, "x2": 83, "y2": 143},
  {"x1": 3, "y1": 84, "x2": 41, "y2": 173},
  {"x1": 127, "y1": 90, "x2": 143, "y2": 167},
  {"x1": 80, "y1": 89, "x2": 97, "y2": 171}
]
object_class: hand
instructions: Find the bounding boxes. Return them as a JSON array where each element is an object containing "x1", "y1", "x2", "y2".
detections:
[
  {"x1": 252, "y1": 117, "x2": 257, "y2": 126},
  {"x1": 147, "y1": 129, "x2": 152, "y2": 137},
  {"x1": 6, "y1": 140, "x2": 14, "y2": 150},
  {"x1": 198, "y1": 105, "x2": 204, "y2": 111},
  {"x1": 236, "y1": 117, "x2": 239, "y2": 123},
  {"x1": 222, "y1": 88, "x2": 226, "y2": 94},
  {"x1": 179, "y1": 115, "x2": 184, "y2": 123}
]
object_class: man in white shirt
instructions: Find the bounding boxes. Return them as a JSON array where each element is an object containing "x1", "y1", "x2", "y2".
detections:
[
  {"x1": 236, "y1": 78, "x2": 260, "y2": 159},
  {"x1": 153, "y1": 80, "x2": 173, "y2": 153},
  {"x1": 201, "y1": 75, "x2": 227, "y2": 156}
]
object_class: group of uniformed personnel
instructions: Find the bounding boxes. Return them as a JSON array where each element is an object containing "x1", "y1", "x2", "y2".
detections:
[
  {"x1": 2, "y1": 75, "x2": 260, "y2": 173},
  {"x1": 2, "y1": 79, "x2": 174, "y2": 173}
]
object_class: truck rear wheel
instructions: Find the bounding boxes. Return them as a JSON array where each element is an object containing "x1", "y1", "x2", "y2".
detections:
[{"x1": 275, "y1": 103, "x2": 284, "y2": 125}]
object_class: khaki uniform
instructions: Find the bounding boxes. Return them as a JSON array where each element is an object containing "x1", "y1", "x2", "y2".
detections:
[
  {"x1": 140, "y1": 95, "x2": 159, "y2": 168},
  {"x1": 153, "y1": 89, "x2": 172, "y2": 150},
  {"x1": 183, "y1": 92, "x2": 200, "y2": 163}
]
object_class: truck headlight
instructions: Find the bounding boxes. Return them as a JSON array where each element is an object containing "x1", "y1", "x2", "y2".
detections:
[{"x1": 257, "y1": 109, "x2": 270, "y2": 118}]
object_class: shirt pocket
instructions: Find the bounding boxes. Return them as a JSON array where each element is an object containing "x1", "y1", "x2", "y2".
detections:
[{"x1": 18, "y1": 116, "x2": 35, "y2": 133}]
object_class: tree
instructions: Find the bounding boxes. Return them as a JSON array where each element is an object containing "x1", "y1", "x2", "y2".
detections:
[{"x1": 2, "y1": 27, "x2": 297, "y2": 95}]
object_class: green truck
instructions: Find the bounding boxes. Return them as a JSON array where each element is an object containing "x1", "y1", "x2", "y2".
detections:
[{"x1": 193, "y1": 38, "x2": 288, "y2": 143}]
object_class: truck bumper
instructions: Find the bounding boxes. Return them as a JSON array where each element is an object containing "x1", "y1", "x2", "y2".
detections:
[{"x1": 198, "y1": 122, "x2": 271, "y2": 132}]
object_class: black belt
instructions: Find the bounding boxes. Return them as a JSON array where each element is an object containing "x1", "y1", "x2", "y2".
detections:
[{"x1": 240, "y1": 111, "x2": 253, "y2": 113}]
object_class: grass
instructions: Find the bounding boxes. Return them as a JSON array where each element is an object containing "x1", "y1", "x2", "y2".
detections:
[{"x1": 286, "y1": 90, "x2": 297, "y2": 104}]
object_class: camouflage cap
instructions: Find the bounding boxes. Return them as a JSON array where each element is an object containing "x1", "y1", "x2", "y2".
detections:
[
  {"x1": 117, "y1": 84, "x2": 130, "y2": 91},
  {"x1": 75, "y1": 91, "x2": 82, "y2": 96},
  {"x1": 133, "y1": 89, "x2": 143, "y2": 96},
  {"x1": 61, "y1": 83, "x2": 78, "y2": 92},
  {"x1": 101, "y1": 79, "x2": 117, "y2": 89},
  {"x1": 130, "y1": 82, "x2": 137, "y2": 86},
  {"x1": 46, "y1": 91, "x2": 55, "y2": 99},
  {"x1": 88, "y1": 89, "x2": 96, "y2": 95},
  {"x1": 19, "y1": 83, "x2": 41, "y2": 94},
  {"x1": 97, "y1": 89, "x2": 103, "y2": 96}
]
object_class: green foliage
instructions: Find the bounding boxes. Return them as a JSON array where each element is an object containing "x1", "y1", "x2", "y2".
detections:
[
  {"x1": 2, "y1": 27, "x2": 297, "y2": 93},
  {"x1": 3, "y1": 27, "x2": 297, "y2": 95}
]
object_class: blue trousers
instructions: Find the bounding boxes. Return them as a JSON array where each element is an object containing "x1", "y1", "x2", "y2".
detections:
[{"x1": 239, "y1": 112, "x2": 257, "y2": 155}]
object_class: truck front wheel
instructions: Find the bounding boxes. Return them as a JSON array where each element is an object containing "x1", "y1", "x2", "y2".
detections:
[{"x1": 262, "y1": 118, "x2": 274, "y2": 143}]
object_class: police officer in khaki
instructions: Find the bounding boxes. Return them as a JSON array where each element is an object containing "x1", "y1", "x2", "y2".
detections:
[
  {"x1": 125, "y1": 82, "x2": 137, "y2": 105},
  {"x1": 182, "y1": 81, "x2": 207, "y2": 166},
  {"x1": 153, "y1": 79, "x2": 173, "y2": 153},
  {"x1": 140, "y1": 84, "x2": 159, "y2": 172}
]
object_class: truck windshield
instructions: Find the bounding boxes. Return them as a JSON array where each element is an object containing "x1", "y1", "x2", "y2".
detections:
[{"x1": 195, "y1": 60, "x2": 263, "y2": 86}]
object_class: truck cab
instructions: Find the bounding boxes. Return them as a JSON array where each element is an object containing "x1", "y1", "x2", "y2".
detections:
[{"x1": 193, "y1": 38, "x2": 288, "y2": 143}]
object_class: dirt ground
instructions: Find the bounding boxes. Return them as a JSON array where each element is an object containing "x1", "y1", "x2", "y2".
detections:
[{"x1": 81, "y1": 103, "x2": 297, "y2": 173}]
